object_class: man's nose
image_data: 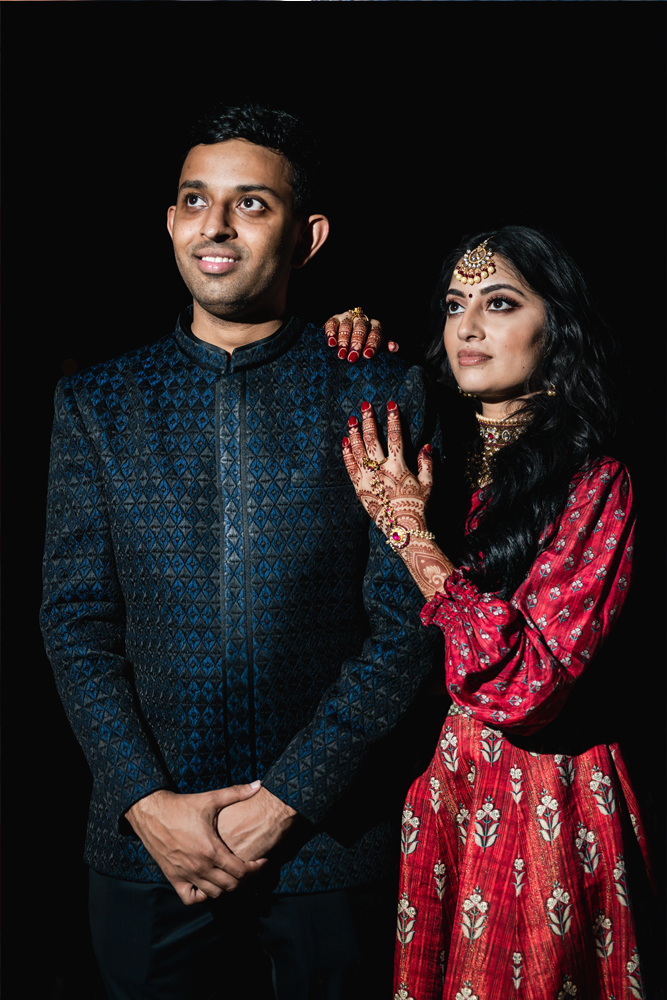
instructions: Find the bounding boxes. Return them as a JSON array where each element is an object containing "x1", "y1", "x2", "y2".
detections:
[{"x1": 201, "y1": 205, "x2": 237, "y2": 241}]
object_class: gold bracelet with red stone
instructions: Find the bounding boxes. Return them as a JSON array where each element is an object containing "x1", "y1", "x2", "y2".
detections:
[{"x1": 363, "y1": 457, "x2": 435, "y2": 551}]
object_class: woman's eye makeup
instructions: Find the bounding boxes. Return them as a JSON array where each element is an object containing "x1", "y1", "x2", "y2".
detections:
[
  {"x1": 487, "y1": 295, "x2": 520, "y2": 311},
  {"x1": 446, "y1": 295, "x2": 521, "y2": 315}
]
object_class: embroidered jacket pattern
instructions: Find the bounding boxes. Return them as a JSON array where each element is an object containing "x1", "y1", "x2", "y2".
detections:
[{"x1": 41, "y1": 311, "x2": 442, "y2": 893}]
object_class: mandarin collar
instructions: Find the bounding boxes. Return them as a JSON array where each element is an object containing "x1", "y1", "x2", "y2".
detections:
[{"x1": 173, "y1": 306, "x2": 306, "y2": 374}]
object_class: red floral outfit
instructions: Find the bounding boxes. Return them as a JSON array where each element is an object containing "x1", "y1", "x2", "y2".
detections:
[{"x1": 394, "y1": 458, "x2": 650, "y2": 1000}]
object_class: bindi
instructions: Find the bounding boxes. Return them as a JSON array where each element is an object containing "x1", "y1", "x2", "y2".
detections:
[{"x1": 469, "y1": 294, "x2": 473, "y2": 298}]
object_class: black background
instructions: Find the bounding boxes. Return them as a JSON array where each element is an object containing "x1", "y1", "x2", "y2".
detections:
[{"x1": 4, "y1": 6, "x2": 666, "y2": 997}]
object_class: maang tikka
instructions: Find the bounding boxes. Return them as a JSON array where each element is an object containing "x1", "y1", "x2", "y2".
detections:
[{"x1": 453, "y1": 238, "x2": 496, "y2": 285}]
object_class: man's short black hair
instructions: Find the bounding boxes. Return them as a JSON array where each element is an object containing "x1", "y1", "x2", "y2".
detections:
[{"x1": 185, "y1": 103, "x2": 320, "y2": 217}]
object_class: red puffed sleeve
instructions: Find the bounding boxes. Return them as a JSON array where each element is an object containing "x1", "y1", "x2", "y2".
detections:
[{"x1": 421, "y1": 458, "x2": 634, "y2": 735}]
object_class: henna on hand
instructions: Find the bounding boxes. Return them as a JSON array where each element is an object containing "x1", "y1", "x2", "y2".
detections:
[
  {"x1": 337, "y1": 317, "x2": 353, "y2": 359},
  {"x1": 398, "y1": 539, "x2": 455, "y2": 601},
  {"x1": 342, "y1": 402, "x2": 454, "y2": 599},
  {"x1": 323, "y1": 313, "x2": 391, "y2": 359},
  {"x1": 386, "y1": 401, "x2": 405, "y2": 462},
  {"x1": 324, "y1": 317, "x2": 339, "y2": 348},
  {"x1": 348, "y1": 316, "x2": 370, "y2": 363},
  {"x1": 362, "y1": 322, "x2": 382, "y2": 359}
]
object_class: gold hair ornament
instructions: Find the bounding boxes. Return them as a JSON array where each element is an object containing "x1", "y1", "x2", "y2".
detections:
[
  {"x1": 453, "y1": 239, "x2": 496, "y2": 285},
  {"x1": 362, "y1": 457, "x2": 435, "y2": 551},
  {"x1": 546, "y1": 382, "x2": 558, "y2": 397}
]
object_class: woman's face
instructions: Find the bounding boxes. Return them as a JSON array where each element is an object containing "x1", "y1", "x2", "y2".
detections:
[{"x1": 444, "y1": 255, "x2": 546, "y2": 415}]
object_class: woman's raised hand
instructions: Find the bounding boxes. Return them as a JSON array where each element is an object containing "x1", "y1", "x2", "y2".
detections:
[
  {"x1": 342, "y1": 401, "x2": 433, "y2": 542},
  {"x1": 342, "y1": 402, "x2": 455, "y2": 599},
  {"x1": 324, "y1": 311, "x2": 399, "y2": 362}
]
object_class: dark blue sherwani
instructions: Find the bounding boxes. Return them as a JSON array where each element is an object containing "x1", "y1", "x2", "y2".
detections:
[{"x1": 41, "y1": 309, "x2": 441, "y2": 894}]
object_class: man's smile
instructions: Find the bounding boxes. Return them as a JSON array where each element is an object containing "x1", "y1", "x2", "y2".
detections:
[{"x1": 195, "y1": 253, "x2": 241, "y2": 274}]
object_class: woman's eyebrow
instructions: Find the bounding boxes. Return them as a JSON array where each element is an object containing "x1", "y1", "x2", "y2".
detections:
[{"x1": 480, "y1": 283, "x2": 527, "y2": 298}]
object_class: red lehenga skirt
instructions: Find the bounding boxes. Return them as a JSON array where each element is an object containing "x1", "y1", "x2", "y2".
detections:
[{"x1": 394, "y1": 707, "x2": 650, "y2": 1000}]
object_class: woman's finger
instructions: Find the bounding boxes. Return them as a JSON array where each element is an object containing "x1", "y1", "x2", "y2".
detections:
[
  {"x1": 324, "y1": 314, "x2": 393, "y2": 359},
  {"x1": 417, "y1": 443, "x2": 434, "y2": 502},
  {"x1": 386, "y1": 401, "x2": 405, "y2": 464},
  {"x1": 347, "y1": 415, "x2": 368, "y2": 469},
  {"x1": 342, "y1": 436, "x2": 361, "y2": 489},
  {"x1": 337, "y1": 316, "x2": 353, "y2": 359},
  {"x1": 360, "y1": 402, "x2": 386, "y2": 464},
  {"x1": 348, "y1": 316, "x2": 370, "y2": 363},
  {"x1": 362, "y1": 322, "x2": 383, "y2": 360},
  {"x1": 324, "y1": 316, "x2": 340, "y2": 348}
]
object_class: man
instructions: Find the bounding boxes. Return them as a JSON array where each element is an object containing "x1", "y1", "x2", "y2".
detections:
[{"x1": 41, "y1": 104, "x2": 442, "y2": 1000}]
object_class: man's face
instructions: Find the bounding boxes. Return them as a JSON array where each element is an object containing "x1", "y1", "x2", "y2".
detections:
[{"x1": 167, "y1": 139, "x2": 309, "y2": 322}]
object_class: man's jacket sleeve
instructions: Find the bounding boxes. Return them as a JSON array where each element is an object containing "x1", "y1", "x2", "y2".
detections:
[
  {"x1": 40, "y1": 377, "x2": 172, "y2": 827},
  {"x1": 261, "y1": 366, "x2": 443, "y2": 825}
]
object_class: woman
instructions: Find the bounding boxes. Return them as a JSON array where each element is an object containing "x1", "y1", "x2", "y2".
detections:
[{"x1": 336, "y1": 227, "x2": 652, "y2": 999}]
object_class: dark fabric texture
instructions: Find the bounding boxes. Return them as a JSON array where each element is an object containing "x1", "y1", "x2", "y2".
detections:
[
  {"x1": 88, "y1": 870, "x2": 271, "y2": 1000},
  {"x1": 41, "y1": 309, "x2": 443, "y2": 892},
  {"x1": 89, "y1": 869, "x2": 395, "y2": 1000}
]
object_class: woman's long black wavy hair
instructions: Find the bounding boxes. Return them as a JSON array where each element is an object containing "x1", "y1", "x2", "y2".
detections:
[{"x1": 426, "y1": 225, "x2": 618, "y2": 600}]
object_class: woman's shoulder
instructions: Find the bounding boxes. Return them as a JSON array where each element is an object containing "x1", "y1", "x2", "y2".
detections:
[
  {"x1": 565, "y1": 457, "x2": 633, "y2": 519},
  {"x1": 569, "y1": 455, "x2": 631, "y2": 491}
]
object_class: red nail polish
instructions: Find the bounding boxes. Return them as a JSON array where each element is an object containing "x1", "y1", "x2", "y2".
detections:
[
  {"x1": 328, "y1": 337, "x2": 338, "y2": 347},
  {"x1": 361, "y1": 401, "x2": 371, "y2": 411},
  {"x1": 363, "y1": 348, "x2": 374, "y2": 359},
  {"x1": 348, "y1": 351, "x2": 359, "y2": 363},
  {"x1": 348, "y1": 415, "x2": 358, "y2": 427},
  {"x1": 338, "y1": 348, "x2": 348, "y2": 360},
  {"x1": 342, "y1": 437, "x2": 350, "y2": 447},
  {"x1": 424, "y1": 443, "x2": 432, "y2": 454},
  {"x1": 387, "y1": 400, "x2": 397, "y2": 411}
]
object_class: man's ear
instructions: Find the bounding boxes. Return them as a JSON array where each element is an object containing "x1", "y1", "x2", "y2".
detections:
[
  {"x1": 291, "y1": 214, "x2": 330, "y2": 269},
  {"x1": 166, "y1": 205, "x2": 176, "y2": 239}
]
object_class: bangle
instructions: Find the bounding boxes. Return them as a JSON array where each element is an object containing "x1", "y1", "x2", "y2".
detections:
[{"x1": 362, "y1": 457, "x2": 435, "y2": 551}]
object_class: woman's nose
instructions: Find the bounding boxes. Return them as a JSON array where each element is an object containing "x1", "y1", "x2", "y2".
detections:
[{"x1": 457, "y1": 301, "x2": 485, "y2": 340}]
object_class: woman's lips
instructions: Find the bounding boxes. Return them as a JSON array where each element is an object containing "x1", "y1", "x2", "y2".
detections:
[{"x1": 458, "y1": 352, "x2": 490, "y2": 366}]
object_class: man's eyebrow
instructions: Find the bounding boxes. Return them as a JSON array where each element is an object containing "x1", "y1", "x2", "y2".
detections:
[
  {"x1": 177, "y1": 179, "x2": 282, "y2": 199},
  {"x1": 234, "y1": 183, "x2": 281, "y2": 198},
  {"x1": 178, "y1": 178, "x2": 206, "y2": 193}
]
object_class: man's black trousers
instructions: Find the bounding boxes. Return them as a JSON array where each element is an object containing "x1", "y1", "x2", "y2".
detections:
[{"x1": 89, "y1": 870, "x2": 396, "y2": 1000}]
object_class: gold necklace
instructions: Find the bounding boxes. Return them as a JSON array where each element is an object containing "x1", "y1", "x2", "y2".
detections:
[{"x1": 467, "y1": 412, "x2": 530, "y2": 488}]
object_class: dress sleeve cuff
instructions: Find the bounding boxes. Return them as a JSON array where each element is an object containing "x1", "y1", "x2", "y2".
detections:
[{"x1": 420, "y1": 568, "x2": 515, "y2": 635}]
